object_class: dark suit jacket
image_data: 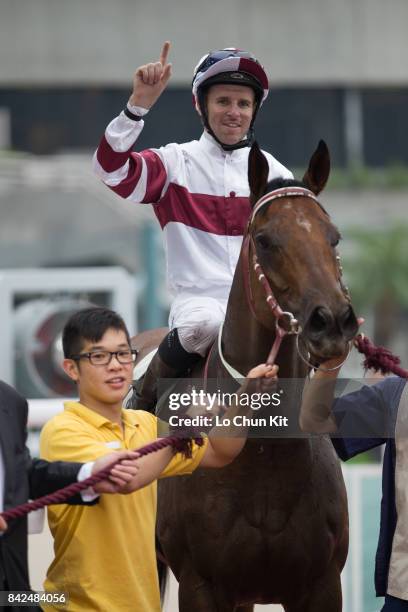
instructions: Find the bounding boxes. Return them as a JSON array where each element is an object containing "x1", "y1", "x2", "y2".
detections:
[{"x1": 0, "y1": 381, "x2": 83, "y2": 593}]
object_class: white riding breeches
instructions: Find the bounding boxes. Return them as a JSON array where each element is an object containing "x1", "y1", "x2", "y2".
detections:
[{"x1": 169, "y1": 295, "x2": 228, "y2": 357}]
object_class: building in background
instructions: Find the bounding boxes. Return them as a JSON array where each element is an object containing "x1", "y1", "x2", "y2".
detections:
[{"x1": 0, "y1": 0, "x2": 407, "y2": 166}]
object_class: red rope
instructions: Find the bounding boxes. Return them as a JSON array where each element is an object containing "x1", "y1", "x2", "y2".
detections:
[
  {"x1": 1, "y1": 435, "x2": 203, "y2": 522},
  {"x1": 355, "y1": 334, "x2": 408, "y2": 378},
  {"x1": 4, "y1": 334, "x2": 403, "y2": 522}
]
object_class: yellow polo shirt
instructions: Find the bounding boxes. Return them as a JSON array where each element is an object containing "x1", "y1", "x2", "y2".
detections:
[{"x1": 39, "y1": 402, "x2": 207, "y2": 611}]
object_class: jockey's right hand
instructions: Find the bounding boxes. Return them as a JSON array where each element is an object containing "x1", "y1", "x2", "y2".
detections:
[{"x1": 128, "y1": 41, "x2": 172, "y2": 110}]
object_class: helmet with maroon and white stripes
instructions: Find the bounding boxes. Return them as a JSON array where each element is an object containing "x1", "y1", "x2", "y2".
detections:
[
  {"x1": 192, "y1": 48, "x2": 269, "y2": 107},
  {"x1": 192, "y1": 48, "x2": 269, "y2": 150}
]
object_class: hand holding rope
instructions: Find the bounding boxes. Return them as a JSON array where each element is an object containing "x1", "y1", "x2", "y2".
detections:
[{"x1": 1, "y1": 435, "x2": 203, "y2": 523}]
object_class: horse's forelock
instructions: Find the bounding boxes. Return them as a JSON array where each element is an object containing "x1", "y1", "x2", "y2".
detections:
[{"x1": 265, "y1": 178, "x2": 306, "y2": 193}]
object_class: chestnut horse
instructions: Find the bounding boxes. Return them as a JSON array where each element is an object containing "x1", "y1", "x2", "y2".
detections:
[{"x1": 132, "y1": 141, "x2": 358, "y2": 611}]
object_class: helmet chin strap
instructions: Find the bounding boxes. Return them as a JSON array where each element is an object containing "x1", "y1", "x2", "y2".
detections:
[
  {"x1": 205, "y1": 127, "x2": 255, "y2": 151},
  {"x1": 209, "y1": 126, "x2": 255, "y2": 151}
]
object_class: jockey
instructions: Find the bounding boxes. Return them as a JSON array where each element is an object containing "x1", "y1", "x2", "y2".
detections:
[{"x1": 92, "y1": 42, "x2": 293, "y2": 411}]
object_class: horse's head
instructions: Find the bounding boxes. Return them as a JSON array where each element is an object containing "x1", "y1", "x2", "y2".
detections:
[{"x1": 246, "y1": 140, "x2": 358, "y2": 362}]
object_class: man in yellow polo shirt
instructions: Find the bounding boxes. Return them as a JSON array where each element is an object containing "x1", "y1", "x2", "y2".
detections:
[{"x1": 40, "y1": 307, "x2": 276, "y2": 611}]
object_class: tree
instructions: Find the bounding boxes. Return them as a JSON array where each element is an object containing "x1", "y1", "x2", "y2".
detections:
[{"x1": 342, "y1": 225, "x2": 408, "y2": 348}]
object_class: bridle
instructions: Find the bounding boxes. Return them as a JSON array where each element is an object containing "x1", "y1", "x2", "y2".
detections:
[
  {"x1": 244, "y1": 187, "x2": 315, "y2": 365},
  {"x1": 217, "y1": 186, "x2": 350, "y2": 379}
]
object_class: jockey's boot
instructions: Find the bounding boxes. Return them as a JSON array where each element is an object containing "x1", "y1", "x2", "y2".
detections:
[
  {"x1": 127, "y1": 329, "x2": 201, "y2": 413},
  {"x1": 127, "y1": 351, "x2": 179, "y2": 413}
]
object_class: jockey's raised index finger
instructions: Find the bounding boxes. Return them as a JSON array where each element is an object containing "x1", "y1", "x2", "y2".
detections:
[{"x1": 159, "y1": 41, "x2": 170, "y2": 65}]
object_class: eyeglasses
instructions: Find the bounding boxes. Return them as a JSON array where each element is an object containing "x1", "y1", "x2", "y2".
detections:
[{"x1": 70, "y1": 349, "x2": 138, "y2": 366}]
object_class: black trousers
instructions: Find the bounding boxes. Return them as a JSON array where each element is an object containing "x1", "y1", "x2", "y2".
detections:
[
  {"x1": 382, "y1": 595, "x2": 408, "y2": 611},
  {"x1": 0, "y1": 575, "x2": 41, "y2": 612}
]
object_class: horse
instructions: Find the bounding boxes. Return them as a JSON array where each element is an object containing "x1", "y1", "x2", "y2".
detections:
[{"x1": 131, "y1": 140, "x2": 358, "y2": 611}]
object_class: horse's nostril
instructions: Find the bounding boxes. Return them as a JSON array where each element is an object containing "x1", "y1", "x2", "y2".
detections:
[
  {"x1": 309, "y1": 307, "x2": 331, "y2": 334},
  {"x1": 307, "y1": 305, "x2": 358, "y2": 341},
  {"x1": 340, "y1": 305, "x2": 358, "y2": 336}
]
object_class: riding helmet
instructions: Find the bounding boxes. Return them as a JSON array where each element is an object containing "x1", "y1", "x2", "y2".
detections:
[{"x1": 192, "y1": 48, "x2": 269, "y2": 150}]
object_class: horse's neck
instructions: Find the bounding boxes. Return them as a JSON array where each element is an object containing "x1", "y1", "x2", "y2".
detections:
[
  {"x1": 221, "y1": 254, "x2": 306, "y2": 379},
  {"x1": 221, "y1": 307, "x2": 271, "y2": 375}
]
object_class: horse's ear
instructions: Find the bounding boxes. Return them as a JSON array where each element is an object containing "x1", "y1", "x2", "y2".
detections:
[
  {"x1": 248, "y1": 141, "x2": 269, "y2": 207},
  {"x1": 302, "y1": 140, "x2": 330, "y2": 195}
]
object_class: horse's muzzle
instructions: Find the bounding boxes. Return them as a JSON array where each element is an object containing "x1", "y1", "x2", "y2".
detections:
[{"x1": 302, "y1": 304, "x2": 359, "y2": 358}]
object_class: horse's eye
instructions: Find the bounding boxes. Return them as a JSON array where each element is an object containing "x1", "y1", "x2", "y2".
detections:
[
  {"x1": 330, "y1": 230, "x2": 341, "y2": 248},
  {"x1": 255, "y1": 233, "x2": 271, "y2": 250}
]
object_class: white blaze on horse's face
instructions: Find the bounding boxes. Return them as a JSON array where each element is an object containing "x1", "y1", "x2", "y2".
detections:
[
  {"x1": 205, "y1": 84, "x2": 255, "y2": 145},
  {"x1": 295, "y1": 211, "x2": 312, "y2": 233},
  {"x1": 282, "y1": 202, "x2": 312, "y2": 232}
]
